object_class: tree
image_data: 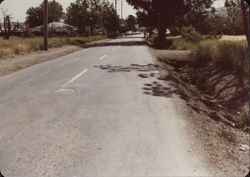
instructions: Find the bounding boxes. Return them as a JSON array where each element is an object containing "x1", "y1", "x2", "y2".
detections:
[
  {"x1": 0, "y1": 0, "x2": 4, "y2": 4},
  {"x1": 223, "y1": 0, "x2": 245, "y2": 34},
  {"x1": 87, "y1": 0, "x2": 102, "y2": 35},
  {"x1": 26, "y1": 0, "x2": 64, "y2": 28},
  {"x1": 127, "y1": 0, "x2": 155, "y2": 36},
  {"x1": 184, "y1": 0, "x2": 215, "y2": 34},
  {"x1": 65, "y1": 0, "x2": 89, "y2": 34},
  {"x1": 126, "y1": 15, "x2": 137, "y2": 31},
  {"x1": 0, "y1": 10, "x2": 21, "y2": 40},
  {"x1": 102, "y1": 2, "x2": 120, "y2": 37},
  {"x1": 127, "y1": 0, "x2": 214, "y2": 40},
  {"x1": 65, "y1": 0, "x2": 119, "y2": 36}
]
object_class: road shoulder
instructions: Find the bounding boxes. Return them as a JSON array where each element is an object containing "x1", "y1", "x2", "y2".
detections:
[
  {"x1": 148, "y1": 46, "x2": 250, "y2": 176},
  {"x1": 0, "y1": 39, "x2": 110, "y2": 77}
]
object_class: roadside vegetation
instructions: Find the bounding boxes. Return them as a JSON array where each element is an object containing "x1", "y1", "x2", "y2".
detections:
[
  {"x1": 148, "y1": 26, "x2": 249, "y2": 127},
  {"x1": 143, "y1": 0, "x2": 249, "y2": 131},
  {"x1": 148, "y1": 29, "x2": 248, "y2": 77},
  {"x1": 192, "y1": 39, "x2": 248, "y2": 76},
  {"x1": 0, "y1": 35, "x2": 105, "y2": 59}
]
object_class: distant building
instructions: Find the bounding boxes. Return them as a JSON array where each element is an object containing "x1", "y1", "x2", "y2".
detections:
[{"x1": 31, "y1": 22, "x2": 77, "y2": 35}]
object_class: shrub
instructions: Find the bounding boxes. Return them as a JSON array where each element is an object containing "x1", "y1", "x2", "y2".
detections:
[{"x1": 180, "y1": 26, "x2": 204, "y2": 43}]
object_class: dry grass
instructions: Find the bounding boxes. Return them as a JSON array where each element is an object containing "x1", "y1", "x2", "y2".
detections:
[
  {"x1": 192, "y1": 39, "x2": 248, "y2": 75},
  {"x1": 0, "y1": 36, "x2": 106, "y2": 59},
  {"x1": 168, "y1": 37, "x2": 195, "y2": 50},
  {"x1": 220, "y1": 35, "x2": 246, "y2": 41}
]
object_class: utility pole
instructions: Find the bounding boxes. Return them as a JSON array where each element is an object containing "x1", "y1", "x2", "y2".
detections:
[
  {"x1": 43, "y1": 0, "x2": 48, "y2": 51},
  {"x1": 121, "y1": 0, "x2": 123, "y2": 19}
]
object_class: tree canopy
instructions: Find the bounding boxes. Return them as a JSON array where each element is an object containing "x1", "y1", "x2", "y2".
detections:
[
  {"x1": 65, "y1": 0, "x2": 120, "y2": 36},
  {"x1": 26, "y1": 0, "x2": 64, "y2": 28},
  {"x1": 126, "y1": 15, "x2": 137, "y2": 31},
  {"x1": 127, "y1": 0, "x2": 214, "y2": 39}
]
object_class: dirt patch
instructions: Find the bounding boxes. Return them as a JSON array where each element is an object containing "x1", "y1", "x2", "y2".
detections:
[{"x1": 149, "y1": 47, "x2": 250, "y2": 176}]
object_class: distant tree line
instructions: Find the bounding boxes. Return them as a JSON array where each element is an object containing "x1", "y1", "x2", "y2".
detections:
[{"x1": 25, "y1": 0, "x2": 121, "y2": 37}]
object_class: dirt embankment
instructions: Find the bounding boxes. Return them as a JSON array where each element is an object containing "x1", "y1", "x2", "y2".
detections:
[{"x1": 150, "y1": 48, "x2": 249, "y2": 176}]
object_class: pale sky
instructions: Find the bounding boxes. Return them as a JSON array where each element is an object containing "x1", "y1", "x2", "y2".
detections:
[{"x1": 1, "y1": 0, "x2": 225, "y2": 22}]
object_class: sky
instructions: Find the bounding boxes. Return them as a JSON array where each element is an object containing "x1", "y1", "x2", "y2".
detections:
[
  {"x1": 0, "y1": 0, "x2": 136, "y2": 22},
  {"x1": 1, "y1": 0, "x2": 226, "y2": 22}
]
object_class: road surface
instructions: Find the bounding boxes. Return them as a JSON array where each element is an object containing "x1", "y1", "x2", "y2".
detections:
[{"x1": 0, "y1": 35, "x2": 212, "y2": 176}]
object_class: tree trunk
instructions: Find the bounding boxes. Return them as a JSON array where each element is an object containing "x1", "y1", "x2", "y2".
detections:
[
  {"x1": 157, "y1": 24, "x2": 166, "y2": 41},
  {"x1": 90, "y1": 26, "x2": 94, "y2": 35},
  {"x1": 148, "y1": 27, "x2": 153, "y2": 38},
  {"x1": 157, "y1": 10, "x2": 166, "y2": 41}
]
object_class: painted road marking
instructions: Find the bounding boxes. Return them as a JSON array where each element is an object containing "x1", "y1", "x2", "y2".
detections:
[
  {"x1": 99, "y1": 55, "x2": 107, "y2": 60},
  {"x1": 111, "y1": 48, "x2": 117, "y2": 51},
  {"x1": 62, "y1": 69, "x2": 88, "y2": 87}
]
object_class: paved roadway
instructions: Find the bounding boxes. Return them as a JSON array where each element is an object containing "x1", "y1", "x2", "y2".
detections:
[{"x1": 0, "y1": 35, "x2": 211, "y2": 176}]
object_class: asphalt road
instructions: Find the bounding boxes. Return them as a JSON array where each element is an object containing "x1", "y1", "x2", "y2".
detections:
[{"x1": 0, "y1": 35, "x2": 212, "y2": 177}]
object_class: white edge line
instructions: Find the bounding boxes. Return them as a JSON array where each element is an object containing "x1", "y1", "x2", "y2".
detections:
[
  {"x1": 99, "y1": 55, "x2": 107, "y2": 60},
  {"x1": 62, "y1": 69, "x2": 88, "y2": 87}
]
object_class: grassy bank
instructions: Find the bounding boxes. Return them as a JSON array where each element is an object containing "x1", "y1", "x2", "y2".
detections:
[
  {"x1": 149, "y1": 35, "x2": 249, "y2": 128},
  {"x1": 191, "y1": 40, "x2": 248, "y2": 76},
  {"x1": 149, "y1": 35, "x2": 248, "y2": 76},
  {"x1": 0, "y1": 35, "x2": 106, "y2": 59}
]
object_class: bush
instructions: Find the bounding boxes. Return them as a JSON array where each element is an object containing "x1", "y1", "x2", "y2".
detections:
[{"x1": 180, "y1": 26, "x2": 204, "y2": 43}]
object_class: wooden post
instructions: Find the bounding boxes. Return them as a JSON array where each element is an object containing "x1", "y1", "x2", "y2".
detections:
[{"x1": 43, "y1": 0, "x2": 48, "y2": 51}]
